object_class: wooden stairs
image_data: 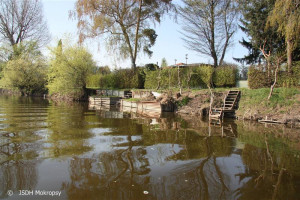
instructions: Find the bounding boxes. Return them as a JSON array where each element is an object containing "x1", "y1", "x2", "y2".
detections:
[{"x1": 209, "y1": 90, "x2": 240, "y2": 120}]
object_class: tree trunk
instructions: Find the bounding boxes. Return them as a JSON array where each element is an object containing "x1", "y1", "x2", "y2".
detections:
[
  {"x1": 131, "y1": 58, "x2": 136, "y2": 69},
  {"x1": 177, "y1": 65, "x2": 182, "y2": 94},
  {"x1": 209, "y1": 1, "x2": 218, "y2": 68},
  {"x1": 132, "y1": 0, "x2": 142, "y2": 70},
  {"x1": 121, "y1": 25, "x2": 135, "y2": 69},
  {"x1": 287, "y1": 40, "x2": 292, "y2": 73},
  {"x1": 268, "y1": 59, "x2": 280, "y2": 100},
  {"x1": 212, "y1": 53, "x2": 218, "y2": 67}
]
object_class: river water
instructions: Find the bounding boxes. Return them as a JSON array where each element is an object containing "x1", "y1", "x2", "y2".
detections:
[{"x1": 0, "y1": 96, "x2": 299, "y2": 200}]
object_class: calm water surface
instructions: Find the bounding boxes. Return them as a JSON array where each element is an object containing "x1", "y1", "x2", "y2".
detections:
[{"x1": 0, "y1": 96, "x2": 299, "y2": 200}]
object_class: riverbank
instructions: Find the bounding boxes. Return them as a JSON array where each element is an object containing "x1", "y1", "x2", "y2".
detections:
[
  {"x1": 236, "y1": 88, "x2": 300, "y2": 125},
  {"x1": 169, "y1": 87, "x2": 300, "y2": 126}
]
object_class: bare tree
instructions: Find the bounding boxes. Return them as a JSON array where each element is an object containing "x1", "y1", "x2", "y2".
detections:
[
  {"x1": 0, "y1": 0, "x2": 50, "y2": 54},
  {"x1": 178, "y1": 0, "x2": 238, "y2": 67},
  {"x1": 260, "y1": 43, "x2": 285, "y2": 101}
]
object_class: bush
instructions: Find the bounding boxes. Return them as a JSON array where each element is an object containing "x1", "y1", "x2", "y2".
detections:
[
  {"x1": 213, "y1": 65, "x2": 238, "y2": 87},
  {"x1": 144, "y1": 65, "x2": 236, "y2": 89},
  {"x1": 98, "y1": 68, "x2": 145, "y2": 89},
  {"x1": 86, "y1": 73, "x2": 102, "y2": 88},
  {"x1": 277, "y1": 62, "x2": 300, "y2": 87},
  {"x1": 248, "y1": 66, "x2": 270, "y2": 89},
  {"x1": 248, "y1": 63, "x2": 300, "y2": 89},
  {"x1": 195, "y1": 65, "x2": 214, "y2": 87},
  {"x1": 0, "y1": 45, "x2": 47, "y2": 95},
  {"x1": 47, "y1": 43, "x2": 96, "y2": 99}
]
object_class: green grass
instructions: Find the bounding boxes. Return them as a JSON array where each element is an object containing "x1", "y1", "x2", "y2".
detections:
[
  {"x1": 239, "y1": 87, "x2": 299, "y2": 109},
  {"x1": 124, "y1": 98, "x2": 140, "y2": 102}
]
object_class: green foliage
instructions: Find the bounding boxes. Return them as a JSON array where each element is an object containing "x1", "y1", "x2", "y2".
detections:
[
  {"x1": 248, "y1": 66, "x2": 270, "y2": 89},
  {"x1": 195, "y1": 65, "x2": 214, "y2": 87},
  {"x1": 145, "y1": 63, "x2": 158, "y2": 71},
  {"x1": 47, "y1": 43, "x2": 96, "y2": 99},
  {"x1": 161, "y1": 58, "x2": 168, "y2": 68},
  {"x1": 268, "y1": 0, "x2": 300, "y2": 45},
  {"x1": 176, "y1": 96, "x2": 191, "y2": 107},
  {"x1": 86, "y1": 73, "x2": 101, "y2": 88},
  {"x1": 277, "y1": 62, "x2": 300, "y2": 87},
  {"x1": 0, "y1": 51, "x2": 47, "y2": 95},
  {"x1": 237, "y1": 0, "x2": 285, "y2": 65},
  {"x1": 248, "y1": 64, "x2": 300, "y2": 89},
  {"x1": 98, "y1": 68, "x2": 144, "y2": 89},
  {"x1": 213, "y1": 66, "x2": 238, "y2": 87},
  {"x1": 142, "y1": 28, "x2": 158, "y2": 57},
  {"x1": 0, "y1": 62, "x2": 4, "y2": 79},
  {"x1": 144, "y1": 65, "x2": 237, "y2": 89}
]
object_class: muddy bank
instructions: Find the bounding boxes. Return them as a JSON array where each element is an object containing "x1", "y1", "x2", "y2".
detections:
[
  {"x1": 176, "y1": 91, "x2": 226, "y2": 117},
  {"x1": 236, "y1": 105, "x2": 300, "y2": 126}
]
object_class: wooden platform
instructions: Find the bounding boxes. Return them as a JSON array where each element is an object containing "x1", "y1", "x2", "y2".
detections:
[{"x1": 209, "y1": 90, "x2": 240, "y2": 120}]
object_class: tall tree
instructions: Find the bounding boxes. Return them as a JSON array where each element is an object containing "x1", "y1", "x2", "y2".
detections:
[
  {"x1": 0, "y1": 0, "x2": 50, "y2": 56},
  {"x1": 178, "y1": 0, "x2": 238, "y2": 67},
  {"x1": 47, "y1": 41, "x2": 97, "y2": 100},
  {"x1": 71, "y1": 0, "x2": 172, "y2": 69},
  {"x1": 161, "y1": 57, "x2": 168, "y2": 68},
  {"x1": 235, "y1": 0, "x2": 279, "y2": 65},
  {"x1": 268, "y1": 0, "x2": 300, "y2": 73}
]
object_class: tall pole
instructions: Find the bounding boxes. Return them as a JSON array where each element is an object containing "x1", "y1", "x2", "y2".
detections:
[{"x1": 185, "y1": 54, "x2": 188, "y2": 65}]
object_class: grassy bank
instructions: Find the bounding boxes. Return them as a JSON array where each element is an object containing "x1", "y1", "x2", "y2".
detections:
[{"x1": 236, "y1": 88, "x2": 300, "y2": 122}]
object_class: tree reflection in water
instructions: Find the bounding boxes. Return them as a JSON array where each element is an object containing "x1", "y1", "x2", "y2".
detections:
[
  {"x1": 0, "y1": 96, "x2": 299, "y2": 200},
  {"x1": 0, "y1": 97, "x2": 44, "y2": 198}
]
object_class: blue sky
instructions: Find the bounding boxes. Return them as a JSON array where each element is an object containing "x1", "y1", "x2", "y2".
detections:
[{"x1": 42, "y1": 0, "x2": 248, "y2": 68}]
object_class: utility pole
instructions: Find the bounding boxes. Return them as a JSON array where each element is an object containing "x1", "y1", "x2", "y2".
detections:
[{"x1": 185, "y1": 54, "x2": 188, "y2": 65}]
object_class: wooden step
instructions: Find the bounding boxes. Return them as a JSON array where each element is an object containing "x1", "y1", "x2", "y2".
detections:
[{"x1": 210, "y1": 114, "x2": 221, "y2": 119}]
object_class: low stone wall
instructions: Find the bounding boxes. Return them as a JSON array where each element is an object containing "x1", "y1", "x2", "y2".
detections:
[
  {"x1": 132, "y1": 90, "x2": 152, "y2": 99},
  {"x1": 96, "y1": 89, "x2": 130, "y2": 97}
]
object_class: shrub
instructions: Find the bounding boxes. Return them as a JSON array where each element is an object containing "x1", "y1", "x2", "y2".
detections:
[
  {"x1": 277, "y1": 62, "x2": 300, "y2": 87},
  {"x1": 213, "y1": 65, "x2": 238, "y2": 87},
  {"x1": 0, "y1": 43, "x2": 47, "y2": 95},
  {"x1": 144, "y1": 65, "x2": 214, "y2": 89},
  {"x1": 98, "y1": 68, "x2": 144, "y2": 89},
  {"x1": 47, "y1": 43, "x2": 96, "y2": 99},
  {"x1": 248, "y1": 66, "x2": 270, "y2": 89},
  {"x1": 248, "y1": 63, "x2": 300, "y2": 89},
  {"x1": 195, "y1": 65, "x2": 214, "y2": 87},
  {"x1": 86, "y1": 73, "x2": 102, "y2": 88}
]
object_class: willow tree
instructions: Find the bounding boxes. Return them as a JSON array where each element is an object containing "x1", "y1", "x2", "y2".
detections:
[
  {"x1": 71, "y1": 0, "x2": 172, "y2": 69},
  {"x1": 178, "y1": 0, "x2": 238, "y2": 67},
  {"x1": 268, "y1": 0, "x2": 300, "y2": 73}
]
